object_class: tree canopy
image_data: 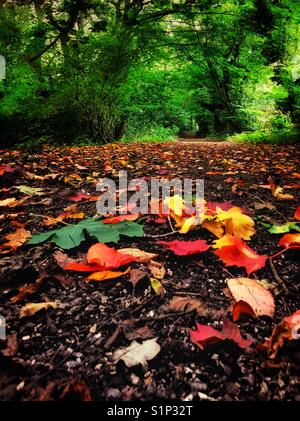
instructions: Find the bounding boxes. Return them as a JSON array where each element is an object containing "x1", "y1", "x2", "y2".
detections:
[{"x1": 0, "y1": 0, "x2": 299, "y2": 145}]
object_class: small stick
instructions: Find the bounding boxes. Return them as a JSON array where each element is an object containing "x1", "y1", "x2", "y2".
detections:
[
  {"x1": 268, "y1": 258, "x2": 289, "y2": 294},
  {"x1": 167, "y1": 215, "x2": 176, "y2": 232},
  {"x1": 145, "y1": 230, "x2": 178, "y2": 238}
]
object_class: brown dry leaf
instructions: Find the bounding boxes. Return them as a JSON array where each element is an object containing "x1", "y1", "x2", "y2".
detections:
[
  {"x1": 227, "y1": 277, "x2": 275, "y2": 318},
  {"x1": 19, "y1": 302, "x2": 58, "y2": 318},
  {"x1": 168, "y1": 296, "x2": 206, "y2": 314},
  {"x1": 0, "y1": 227, "x2": 31, "y2": 253},
  {"x1": 43, "y1": 204, "x2": 85, "y2": 227},
  {"x1": 54, "y1": 250, "x2": 77, "y2": 268},
  {"x1": 268, "y1": 176, "x2": 294, "y2": 201},
  {"x1": 118, "y1": 248, "x2": 158, "y2": 263},
  {"x1": 129, "y1": 268, "x2": 147, "y2": 287},
  {"x1": 253, "y1": 201, "x2": 276, "y2": 211},
  {"x1": 259, "y1": 310, "x2": 300, "y2": 358},
  {"x1": 59, "y1": 379, "x2": 92, "y2": 401},
  {"x1": 2, "y1": 333, "x2": 18, "y2": 357},
  {"x1": 149, "y1": 260, "x2": 166, "y2": 280},
  {"x1": 11, "y1": 277, "x2": 44, "y2": 303}
]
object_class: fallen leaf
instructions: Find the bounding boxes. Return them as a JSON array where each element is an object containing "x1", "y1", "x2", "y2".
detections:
[
  {"x1": 269, "y1": 176, "x2": 294, "y2": 200},
  {"x1": 67, "y1": 192, "x2": 91, "y2": 202},
  {"x1": 2, "y1": 333, "x2": 18, "y2": 357},
  {"x1": 0, "y1": 198, "x2": 20, "y2": 207},
  {"x1": 232, "y1": 301, "x2": 256, "y2": 322},
  {"x1": 149, "y1": 277, "x2": 164, "y2": 295},
  {"x1": 227, "y1": 277, "x2": 275, "y2": 318},
  {"x1": 113, "y1": 338, "x2": 161, "y2": 368},
  {"x1": 278, "y1": 233, "x2": 300, "y2": 249},
  {"x1": 59, "y1": 379, "x2": 92, "y2": 401},
  {"x1": 190, "y1": 319, "x2": 254, "y2": 350},
  {"x1": 43, "y1": 205, "x2": 85, "y2": 227},
  {"x1": 86, "y1": 267, "x2": 130, "y2": 282},
  {"x1": 87, "y1": 243, "x2": 137, "y2": 269},
  {"x1": 215, "y1": 207, "x2": 255, "y2": 240},
  {"x1": 213, "y1": 235, "x2": 267, "y2": 275},
  {"x1": 129, "y1": 268, "x2": 147, "y2": 288},
  {"x1": 0, "y1": 227, "x2": 31, "y2": 253},
  {"x1": 268, "y1": 222, "x2": 300, "y2": 234},
  {"x1": 19, "y1": 302, "x2": 58, "y2": 318},
  {"x1": 158, "y1": 239, "x2": 209, "y2": 256},
  {"x1": 11, "y1": 277, "x2": 44, "y2": 303},
  {"x1": 118, "y1": 248, "x2": 158, "y2": 262},
  {"x1": 294, "y1": 206, "x2": 300, "y2": 221},
  {"x1": 264, "y1": 309, "x2": 300, "y2": 358},
  {"x1": 148, "y1": 260, "x2": 166, "y2": 280},
  {"x1": 0, "y1": 164, "x2": 16, "y2": 176},
  {"x1": 16, "y1": 186, "x2": 44, "y2": 196},
  {"x1": 103, "y1": 214, "x2": 139, "y2": 224},
  {"x1": 168, "y1": 296, "x2": 205, "y2": 314}
]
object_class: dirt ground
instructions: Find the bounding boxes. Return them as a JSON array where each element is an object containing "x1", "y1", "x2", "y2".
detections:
[{"x1": 0, "y1": 140, "x2": 299, "y2": 401}]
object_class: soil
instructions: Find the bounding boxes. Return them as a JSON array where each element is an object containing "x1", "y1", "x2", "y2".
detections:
[{"x1": 0, "y1": 139, "x2": 299, "y2": 401}]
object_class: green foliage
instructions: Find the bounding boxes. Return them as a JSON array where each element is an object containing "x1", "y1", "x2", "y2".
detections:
[
  {"x1": 27, "y1": 218, "x2": 144, "y2": 250},
  {"x1": 229, "y1": 128, "x2": 299, "y2": 144},
  {"x1": 0, "y1": 0, "x2": 299, "y2": 145}
]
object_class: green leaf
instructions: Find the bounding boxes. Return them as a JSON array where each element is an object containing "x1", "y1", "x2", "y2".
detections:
[
  {"x1": 16, "y1": 186, "x2": 44, "y2": 196},
  {"x1": 268, "y1": 222, "x2": 300, "y2": 234},
  {"x1": 27, "y1": 217, "x2": 144, "y2": 249}
]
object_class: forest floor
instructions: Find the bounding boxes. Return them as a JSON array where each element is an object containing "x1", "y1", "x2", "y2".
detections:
[{"x1": 0, "y1": 140, "x2": 300, "y2": 401}]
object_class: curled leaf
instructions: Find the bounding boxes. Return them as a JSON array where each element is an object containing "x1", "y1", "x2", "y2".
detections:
[{"x1": 19, "y1": 302, "x2": 58, "y2": 318}]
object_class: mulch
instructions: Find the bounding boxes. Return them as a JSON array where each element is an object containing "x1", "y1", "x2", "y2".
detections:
[{"x1": 0, "y1": 140, "x2": 299, "y2": 401}]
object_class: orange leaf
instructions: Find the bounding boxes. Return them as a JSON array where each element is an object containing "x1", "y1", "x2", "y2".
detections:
[
  {"x1": 86, "y1": 267, "x2": 130, "y2": 282},
  {"x1": 87, "y1": 243, "x2": 137, "y2": 269},
  {"x1": 278, "y1": 233, "x2": 300, "y2": 249},
  {"x1": 228, "y1": 277, "x2": 274, "y2": 318},
  {"x1": 103, "y1": 214, "x2": 139, "y2": 224},
  {"x1": 214, "y1": 235, "x2": 267, "y2": 275},
  {"x1": 0, "y1": 227, "x2": 31, "y2": 253},
  {"x1": 64, "y1": 262, "x2": 103, "y2": 272}
]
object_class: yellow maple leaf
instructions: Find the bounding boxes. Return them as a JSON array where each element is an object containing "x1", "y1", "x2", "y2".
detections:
[
  {"x1": 164, "y1": 195, "x2": 185, "y2": 216},
  {"x1": 215, "y1": 207, "x2": 255, "y2": 240},
  {"x1": 179, "y1": 216, "x2": 198, "y2": 234},
  {"x1": 212, "y1": 234, "x2": 237, "y2": 249}
]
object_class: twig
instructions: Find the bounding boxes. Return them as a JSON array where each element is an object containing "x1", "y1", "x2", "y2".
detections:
[
  {"x1": 145, "y1": 230, "x2": 179, "y2": 238},
  {"x1": 171, "y1": 291, "x2": 202, "y2": 297},
  {"x1": 268, "y1": 258, "x2": 289, "y2": 294},
  {"x1": 167, "y1": 215, "x2": 176, "y2": 232}
]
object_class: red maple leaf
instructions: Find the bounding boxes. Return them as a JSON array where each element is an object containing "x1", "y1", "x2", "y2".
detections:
[
  {"x1": 190, "y1": 319, "x2": 254, "y2": 350},
  {"x1": 214, "y1": 236, "x2": 267, "y2": 275},
  {"x1": 158, "y1": 239, "x2": 209, "y2": 256}
]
